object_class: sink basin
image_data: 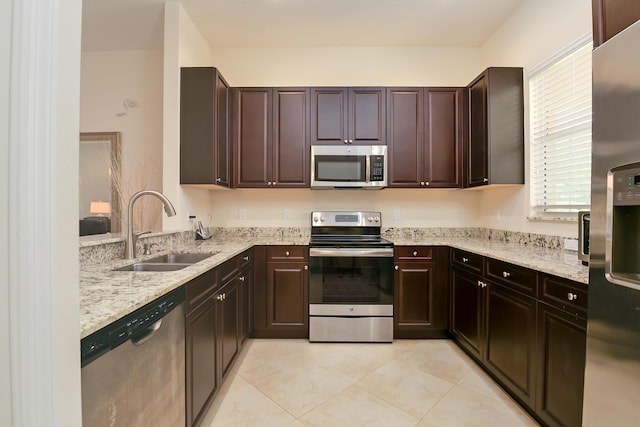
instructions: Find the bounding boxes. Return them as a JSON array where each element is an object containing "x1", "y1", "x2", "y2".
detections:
[
  {"x1": 113, "y1": 263, "x2": 190, "y2": 272},
  {"x1": 113, "y1": 252, "x2": 219, "y2": 272},
  {"x1": 143, "y1": 252, "x2": 218, "y2": 264}
]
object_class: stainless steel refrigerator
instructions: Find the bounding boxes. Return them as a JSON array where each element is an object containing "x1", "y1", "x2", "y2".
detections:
[{"x1": 583, "y1": 19, "x2": 640, "y2": 426}]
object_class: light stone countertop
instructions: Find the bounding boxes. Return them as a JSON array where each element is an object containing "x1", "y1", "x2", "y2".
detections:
[{"x1": 80, "y1": 234, "x2": 588, "y2": 339}]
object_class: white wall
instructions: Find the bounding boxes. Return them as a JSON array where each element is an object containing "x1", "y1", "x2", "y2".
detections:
[
  {"x1": 80, "y1": 49, "x2": 165, "y2": 231},
  {"x1": 478, "y1": 0, "x2": 592, "y2": 238}
]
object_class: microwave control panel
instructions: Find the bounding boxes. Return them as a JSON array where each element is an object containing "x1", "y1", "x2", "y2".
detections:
[{"x1": 370, "y1": 155, "x2": 385, "y2": 182}]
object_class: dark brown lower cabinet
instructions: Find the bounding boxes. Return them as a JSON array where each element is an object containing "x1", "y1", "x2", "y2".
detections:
[
  {"x1": 394, "y1": 246, "x2": 449, "y2": 338},
  {"x1": 252, "y1": 245, "x2": 309, "y2": 338},
  {"x1": 450, "y1": 267, "x2": 483, "y2": 360},
  {"x1": 536, "y1": 303, "x2": 586, "y2": 427},
  {"x1": 185, "y1": 251, "x2": 252, "y2": 427},
  {"x1": 484, "y1": 281, "x2": 537, "y2": 408},
  {"x1": 185, "y1": 293, "x2": 218, "y2": 427}
]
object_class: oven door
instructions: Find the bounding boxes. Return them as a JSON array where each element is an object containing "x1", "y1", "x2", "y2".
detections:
[{"x1": 308, "y1": 247, "x2": 393, "y2": 306}]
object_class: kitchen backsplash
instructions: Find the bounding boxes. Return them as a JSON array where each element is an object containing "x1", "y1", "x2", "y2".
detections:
[{"x1": 79, "y1": 227, "x2": 566, "y2": 268}]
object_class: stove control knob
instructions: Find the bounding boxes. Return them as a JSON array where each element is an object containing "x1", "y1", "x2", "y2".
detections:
[
  {"x1": 367, "y1": 216, "x2": 373, "y2": 223},
  {"x1": 320, "y1": 216, "x2": 326, "y2": 223},
  {"x1": 374, "y1": 216, "x2": 380, "y2": 223}
]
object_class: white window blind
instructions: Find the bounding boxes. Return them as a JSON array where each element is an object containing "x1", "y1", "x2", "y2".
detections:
[{"x1": 530, "y1": 40, "x2": 592, "y2": 214}]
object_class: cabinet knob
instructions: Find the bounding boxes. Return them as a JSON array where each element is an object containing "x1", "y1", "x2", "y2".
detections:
[
  {"x1": 420, "y1": 181, "x2": 425, "y2": 186},
  {"x1": 502, "y1": 271, "x2": 511, "y2": 278},
  {"x1": 216, "y1": 177, "x2": 221, "y2": 183},
  {"x1": 425, "y1": 181, "x2": 430, "y2": 186},
  {"x1": 304, "y1": 265, "x2": 308, "y2": 270},
  {"x1": 272, "y1": 181, "x2": 276, "y2": 186},
  {"x1": 478, "y1": 280, "x2": 487, "y2": 288},
  {"x1": 395, "y1": 265, "x2": 399, "y2": 270},
  {"x1": 243, "y1": 256, "x2": 249, "y2": 261},
  {"x1": 267, "y1": 181, "x2": 272, "y2": 186},
  {"x1": 567, "y1": 292, "x2": 578, "y2": 301},
  {"x1": 344, "y1": 139, "x2": 348, "y2": 144},
  {"x1": 285, "y1": 251, "x2": 290, "y2": 256},
  {"x1": 462, "y1": 257, "x2": 469, "y2": 263},
  {"x1": 413, "y1": 251, "x2": 418, "y2": 256},
  {"x1": 483, "y1": 177, "x2": 489, "y2": 183},
  {"x1": 216, "y1": 294, "x2": 224, "y2": 301},
  {"x1": 239, "y1": 276, "x2": 245, "y2": 282},
  {"x1": 348, "y1": 139, "x2": 353, "y2": 144}
]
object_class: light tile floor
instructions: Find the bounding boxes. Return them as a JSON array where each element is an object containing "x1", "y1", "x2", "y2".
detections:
[{"x1": 201, "y1": 339, "x2": 540, "y2": 427}]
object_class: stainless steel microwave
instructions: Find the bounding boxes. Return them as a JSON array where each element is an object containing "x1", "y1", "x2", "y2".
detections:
[{"x1": 310, "y1": 145, "x2": 387, "y2": 189}]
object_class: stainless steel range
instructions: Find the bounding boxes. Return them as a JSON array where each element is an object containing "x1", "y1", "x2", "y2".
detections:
[{"x1": 308, "y1": 211, "x2": 394, "y2": 342}]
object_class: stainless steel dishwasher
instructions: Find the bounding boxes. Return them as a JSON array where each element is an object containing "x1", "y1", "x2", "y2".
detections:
[{"x1": 81, "y1": 287, "x2": 185, "y2": 426}]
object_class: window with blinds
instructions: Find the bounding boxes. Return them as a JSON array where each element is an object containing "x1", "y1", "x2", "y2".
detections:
[{"x1": 530, "y1": 40, "x2": 592, "y2": 215}]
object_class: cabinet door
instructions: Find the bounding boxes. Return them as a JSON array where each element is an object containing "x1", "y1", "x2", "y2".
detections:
[
  {"x1": 266, "y1": 261, "x2": 309, "y2": 334},
  {"x1": 217, "y1": 282, "x2": 239, "y2": 381},
  {"x1": 214, "y1": 72, "x2": 230, "y2": 187},
  {"x1": 387, "y1": 88, "x2": 424, "y2": 187},
  {"x1": 484, "y1": 282, "x2": 537, "y2": 407},
  {"x1": 592, "y1": 0, "x2": 640, "y2": 47},
  {"x1": 451, "y1": 268, "x2": 483, "y2": 360},
  {"x1": 273, "y1": 88, "x2": 310, "y2": 187},
  {"x1": 238, "y1": 268, "x2": 252, "y2": 345},
  {"x1": 311, "y1": 88, "x2": 348, "y2": 145},
  {"x1": 467, "y1": 73, "x2": 489, "y2": 187},
  {"x1": 181, "y1": 67, "x2": 226, "y2": 185},
  {"x1": 185, "y1": 296, "x2": 218, "y2": 427},
  {"x1": 424, "y1": 88, "x2": 463, "y2": 188},
  {"x1": 349, "y1": 87, "x2": 386, "y2": 145},
  {"x1": 537, "y1": 303, "x2": 586, "y2": 427},
  {"x1": 394, "y1": 261, "x2": 435, "y2": 330},
  {"x1": 233, "y1": 88, "x2": 272, "y2": 187}
]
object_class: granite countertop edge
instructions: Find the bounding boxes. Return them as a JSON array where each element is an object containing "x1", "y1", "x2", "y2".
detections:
[{"x1": 80, "y1": 235, "x2": 588, "y2": 339}]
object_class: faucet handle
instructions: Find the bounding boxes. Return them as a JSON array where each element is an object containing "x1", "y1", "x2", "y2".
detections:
[{"x1": 143, "y1": 242, "x2": 160, "y2": 255}]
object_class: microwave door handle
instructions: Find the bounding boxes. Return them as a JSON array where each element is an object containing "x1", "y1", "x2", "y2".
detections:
[{"x1": 365, "y1": 155, "x2": 371, "y2": 183}]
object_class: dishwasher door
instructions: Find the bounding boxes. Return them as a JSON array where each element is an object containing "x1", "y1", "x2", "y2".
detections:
[{"x1": 81, "y1": 300, "x2": 185, "y2": 426}]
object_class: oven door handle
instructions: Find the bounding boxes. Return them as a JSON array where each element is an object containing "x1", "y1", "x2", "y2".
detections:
[{"x1": 309, "y1": 247, "x2": 394, "y2": 258}]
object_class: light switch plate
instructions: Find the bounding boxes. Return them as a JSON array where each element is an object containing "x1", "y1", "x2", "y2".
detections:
[{"x1": 238, "y1": 208, "x2": 247, "y2": 220}]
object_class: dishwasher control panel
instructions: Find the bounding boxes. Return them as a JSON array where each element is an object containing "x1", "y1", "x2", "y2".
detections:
[{"x1": 81, "y1": 287, "x2": 184, "y2": 367}]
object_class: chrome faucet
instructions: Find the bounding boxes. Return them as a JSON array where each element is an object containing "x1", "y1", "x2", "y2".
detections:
[{"x1": 125, "y1": 190, "x2": 177, "y2": 259}]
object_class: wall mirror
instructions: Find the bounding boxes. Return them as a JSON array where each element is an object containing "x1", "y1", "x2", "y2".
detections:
[{"x1": 79, "y1": 132, "x2": 121, "y2": 235}]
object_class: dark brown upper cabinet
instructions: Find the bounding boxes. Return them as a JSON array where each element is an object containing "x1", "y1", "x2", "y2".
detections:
[
  {"x1": 387, "y1": 87, "x2": 463, "y2": 188},
  {"x1": 592, "y1": 0, "x2": 640, "y2": 47},
  {"x1": 466, "y1": 67, "x2": 524, "y2": 188},
  {"x1": 311, "y1": 87, "x2": 386, "y2": 145},
  {"x1": 232, "y1": 87, "x2": 309, "y2": 188},
  {"x1": 180, "y1": 67, "x2": 230, "y2": 187}
]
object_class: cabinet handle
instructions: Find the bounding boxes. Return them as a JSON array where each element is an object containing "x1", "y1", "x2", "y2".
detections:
[
  {"x1": 413, "y1": 251, "x2": 418, "y2": 256},
  {"x1": 483, "y1": 177, "x2": 489, "y2": 183},
  {"x1": 395, "y1": 265, "x2": 399, "y2": 270},
  {"x1": 462, "y1": 257, "x2": 469, "y2": 263},
  {"x1": 239, "y1": 276, "x2": 245, "y2": 282},
  {"x1": 216, "y1": 294, "x2": 224, "y2": 301},
  {"x1": 567, "y1": 292, "x2": 578, "y2": 301},
  {"x1": 502, "y1": 271, "x2": 511, "y2": 278},
  {"x1": 304, "y1": 265, "x2": 308, "y2": 270}
]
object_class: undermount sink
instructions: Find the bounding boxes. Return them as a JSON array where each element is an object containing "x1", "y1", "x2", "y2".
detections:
[
  {"x1": 144, "y1": 252, "x2": 218, "y2": 264},
  {"x1": 113, "y1": 252, "x2": 219, "y2": 272}
]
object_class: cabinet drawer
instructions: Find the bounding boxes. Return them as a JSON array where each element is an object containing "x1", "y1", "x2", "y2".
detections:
[
  {"x1": 185, "y1": 268, "x2": 218, "y2": 313},
  {"x1": 219, "y1": 256, "x2": 239, "y2": 284},
  {"x1": 539, "y1": 274, "x2": 588, "y2": 318},
  {"x1": 395, "y1": 246, "x2": 433, "y2": 261},
  {"x1": 267, "y1": 245, "x2": 308, "y2": 262},
  {"x1": 451, "y1": 248, "x2": 483, "y2": 273},
  {"x1": 238, "y1": 249, "x2": 252, "y2": 270},
  {"x1": 485, "y1": 258, "x2": 537, "y2": 297}
]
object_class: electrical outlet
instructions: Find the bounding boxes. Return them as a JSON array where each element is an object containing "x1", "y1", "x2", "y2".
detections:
[
  {"x1": 238, "y1": 208, "x2": 246, "y2": 220},
  {"x1": 283, "y1": 209, "x2": 291, "y2": 220},
  {"x1": 564, "y1": 238, "x2": 579, "y2": 251},
  {"x1": 393, "y1": 209, "x2": 400, "y2": 220}
]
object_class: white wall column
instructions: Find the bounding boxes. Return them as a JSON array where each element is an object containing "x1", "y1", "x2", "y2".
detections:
[{"x1": 5, "y1": 0, "x2": 82, "y2": 425}]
